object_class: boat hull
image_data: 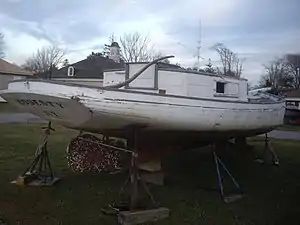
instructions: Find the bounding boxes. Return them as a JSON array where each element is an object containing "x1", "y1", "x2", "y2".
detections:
[{"x1": 0, "y1": 80, "x2": 285, "y2": 146}]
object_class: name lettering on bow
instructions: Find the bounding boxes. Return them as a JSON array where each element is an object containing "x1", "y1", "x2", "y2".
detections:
[{"x1": 16, "y1": 99, "x2": 65, "y2": 109}]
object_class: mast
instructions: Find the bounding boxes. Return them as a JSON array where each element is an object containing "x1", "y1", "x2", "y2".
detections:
[{"x1": 196, "y1": 20, "x2": 201, "y2": 71}]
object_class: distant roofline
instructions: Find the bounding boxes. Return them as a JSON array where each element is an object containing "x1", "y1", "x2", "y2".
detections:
[
  {"x1": 0, "y1": 70, "x2": 34, "y2": 76},
  {"x1": 0, "y1": 59, "x2": 34, "y2": 76},
  {"x1": 103, "y1": 68, "x2": 125, "y2": 72},
  {"x1": 53, "y1": 78, "x2": 103, "y2": 81},
  {"x1": 159, "y1": 67, "x2": 248, "y2": 81},
  {"x1": 46, "y1": 55, "x2": 123, "y2": 74}
]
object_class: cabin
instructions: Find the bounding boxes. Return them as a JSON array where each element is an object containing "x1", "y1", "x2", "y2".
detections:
[{"x1": 103, "y1": 62, "x2": 249, "y2": 102}]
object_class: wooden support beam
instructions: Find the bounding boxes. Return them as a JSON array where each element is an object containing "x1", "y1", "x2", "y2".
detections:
[{"x1": 118, "y1": 207, "x2": 170, "y2": 225}]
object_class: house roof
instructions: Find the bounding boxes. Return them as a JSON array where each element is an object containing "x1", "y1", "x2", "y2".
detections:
[
  {"x1": 0, "y1": 59, "x2": 33, "y2": 76},
  {"x1": 42, "y1": 55, "x2": 124, "y2": 79}
]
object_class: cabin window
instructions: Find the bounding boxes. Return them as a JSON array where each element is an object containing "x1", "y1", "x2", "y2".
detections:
[
  {"x1": 216, "y1": 82, "x2": 225, "y2": 93},
  {"x1": 67, "y1": 66, "x2": 74, "y2": 76},
  {"x1": 158, "y1": 89, "x2": 166, "y2": 94}
]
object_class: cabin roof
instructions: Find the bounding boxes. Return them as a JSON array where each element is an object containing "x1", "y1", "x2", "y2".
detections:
[
  {"x1": 104, "y1": 63, "x2": 247, "y2": 81},
  {"x1": 158, "y1": 67, "x2": 248, "y2": 81}
]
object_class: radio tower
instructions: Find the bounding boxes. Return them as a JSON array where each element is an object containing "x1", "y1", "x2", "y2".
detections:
[{"x1": 196, "y1": 20, "x2": 202, "y2": 71}]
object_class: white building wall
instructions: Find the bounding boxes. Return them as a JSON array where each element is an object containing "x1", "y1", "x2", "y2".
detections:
[
  {"x1": 103, "y1": 65, "x2": 249, "y2": 101},
  {"x1": 186, "y1": 73, "x2": 215, "y2": 98},
  {"x1": 157, "y1": 70, "x2": 187, "y2": 96},
  {"x1": 128, "y1": 64, "x2": 156, "y2": 89},
  {"x1": 186, "y1": 74, "x2": 248, "y2": 101}
]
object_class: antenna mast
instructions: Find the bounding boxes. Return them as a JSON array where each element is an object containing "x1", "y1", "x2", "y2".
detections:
[{"x1": 196, "y1": 20, "x2": 201, "y2": 71}]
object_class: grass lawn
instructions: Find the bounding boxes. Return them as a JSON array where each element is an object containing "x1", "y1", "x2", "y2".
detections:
[
  {"x1": 0, "y1": 125, "x2": 300, "y2": 224},
  {"x1": 276, "y1": 124, "x2": 300, "y2": 132}
]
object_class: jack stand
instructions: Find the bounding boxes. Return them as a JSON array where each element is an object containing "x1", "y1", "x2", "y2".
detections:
[
  {"x1": 213, "y1": 150, "x2": 243, "y2": 203},
  {"x1": 102, "y1": 129, "x2": 169, "y2": 225},
  {"x1": 102, "y1": 152, "x2": 158, "y2": 213},
  {"x1": 264, "y1": 133, "x2": 279, "y2": 165},
  {"x1": 11, "y1": 122, "x2": 60, "y2": 186},
  {"x1": 255, "y1": 133, "x2": 279, "y2": 166}
]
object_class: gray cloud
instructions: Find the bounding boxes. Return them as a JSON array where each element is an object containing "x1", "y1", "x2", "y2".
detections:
[
  {"x1": 0, "y1": 0, "x2": 299, "y2": 83},
  {"x1": 0, "y1": 0, "x2": 85, "y2": 22}
]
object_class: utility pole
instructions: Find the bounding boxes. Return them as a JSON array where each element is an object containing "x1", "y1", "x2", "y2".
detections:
[
  {"x1": 297, "y1": 67, "x2": 300, "y2": 89},
  {"x1": 48, "y1": 63, "x2": 52, "y2": 79}
]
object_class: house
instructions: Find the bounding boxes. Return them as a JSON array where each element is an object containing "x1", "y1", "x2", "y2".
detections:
[
  {"x1": 0, "y1": 59, "x2": 34, "y2": 102},
  {"x1": 283, "y1": 89, "x2": 300, "y2": 99},
  {"x1": 280, "y1": 89, "x2": 300, "y2": 125},
  {"x1": 42, "y1": 42, "x2": 125, "y2": 87}
]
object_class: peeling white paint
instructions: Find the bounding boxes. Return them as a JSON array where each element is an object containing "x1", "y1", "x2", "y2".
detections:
[
  {"x1": 0, "y1": 64, "x2": 285, "y2": 137},
  {"x1": 0, "y1": 78, "x2": 285, "y2": 136}
]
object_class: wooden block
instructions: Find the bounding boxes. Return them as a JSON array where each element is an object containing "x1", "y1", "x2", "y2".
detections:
[
  {"x1": 11, "y1": 176, "x2": 60, "y2": 186},
  {"x1": 140, "y1": 171, "x2": 165, "y2": 186},
  {"x1": 27, "y1": 177, "x2": 60, "y2": 186},
  {"x1": 11, "y1": 174, "x2": 37, "y2": 186},
  {"x1": 138, "y1": 160, "x2": 161, "y2": 172},
  {"x1": 11, "y1": 176, "x2": 25, "y2": 186},
  {"x1": 118, "y1": 207, "x2": 169, "y2": 225}
]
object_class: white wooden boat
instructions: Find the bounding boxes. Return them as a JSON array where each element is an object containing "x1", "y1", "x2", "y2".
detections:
[{"x1": 0, "y1": 56, "x2": 285, "y2": 149}]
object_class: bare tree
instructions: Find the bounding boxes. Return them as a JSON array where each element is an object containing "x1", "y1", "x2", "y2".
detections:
[
  {"x1": 233, "y1": 56, "x2": 245, "y2": 78},
  {"x1": 62, "y1": 59, "x2": 70, "y2": 67},
  {"x1": 119, "y1": 32, "x2": 155, "y2": 62},
  {"x1": 259, "y1": 58, "x2": 293, "y2": 89},
  {"x1": 22, "y1": 45, "x2": 66, "y2": 76},
  {"x1": 87, "y1": 32, "x2": 160, "y2": 63},
  {"x1": 283, "y1": 54, "x2": 300, "y2": 89},
  {"x1": 211, "y1": 43, "x2": 244, "y2": 78},
  {"x1": 87, "y1": 32, "x2": 168, "y2": 64},
  {"x1": 204, "y1": 58, "x2": 217, "y2": 74},
  {"x1": 102, "y1": 33, "x2": 117, "y2": 57},
  {"x1": 0, "y1": 32, "x2": 4, "y2": 59}
]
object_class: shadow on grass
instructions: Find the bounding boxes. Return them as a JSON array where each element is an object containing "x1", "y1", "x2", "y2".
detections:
[{"x1": 0, "y1": 125, "x2": 300, "y2": 224}]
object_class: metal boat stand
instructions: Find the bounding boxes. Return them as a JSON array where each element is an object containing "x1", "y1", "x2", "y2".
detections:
[
  {"x1": 213, "y1": 144, "x2": 243, "y2": 203},
  {"x1": 101, "y1": 129, "x2": 170, "y2": 225},
  {"x1": 11, "y1": 122, "x2": 60, "y2": 186},
  {"x1": 255, "y1": 133, "x2": 279, "y2": 166}
]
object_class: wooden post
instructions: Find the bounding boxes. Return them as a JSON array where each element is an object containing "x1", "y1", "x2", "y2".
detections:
[{"x1": 118, "y1": 208, "x2": 170, "y2": 225}]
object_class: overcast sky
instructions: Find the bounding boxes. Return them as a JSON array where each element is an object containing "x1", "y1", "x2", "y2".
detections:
[{"x1": 0, "y1": 0, "x2": 299, "y2": 84}]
